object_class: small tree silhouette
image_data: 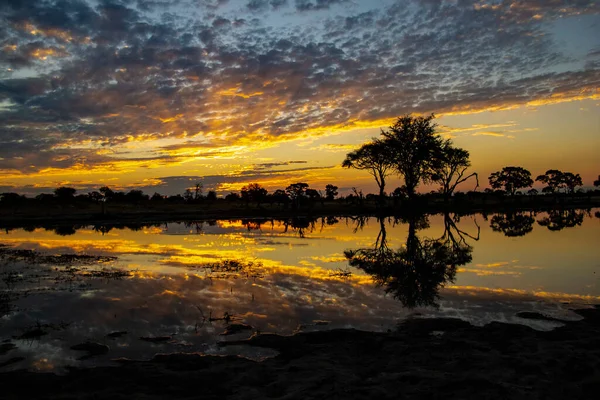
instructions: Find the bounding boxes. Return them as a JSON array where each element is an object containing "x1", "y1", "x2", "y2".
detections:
[
  {"x1": 536, "y1": 170, "x2": 582, "y2": 194},
  {"x1": 325, "y1": 184, "x2": 338, "y2": 201},
  {"x1": 431, "y1": 142, "x2": 478, "y2": 202},
  {"x1": 241, "y1": 183, "x2": 268, "y2": 206},
  {"x1": 54, "y1": 187, "x2": 76, "y2": 202},
  {"x1": 343, "y1": 139, "x2": 394, "y2": 200},
  {"x1": 285, "y1": 182, "x2": 309, "y2": 208}
]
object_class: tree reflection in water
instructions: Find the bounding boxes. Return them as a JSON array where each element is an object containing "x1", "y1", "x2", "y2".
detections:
[
  {"x1": 344, "y1": 214, "x2": 477, "y2": 308},
  {"x1": 490, "y1": 212, "x2": 535, "y2": 237},
  {"x1": 537, "y1": 209, "x2": 585, "y2": 231}
]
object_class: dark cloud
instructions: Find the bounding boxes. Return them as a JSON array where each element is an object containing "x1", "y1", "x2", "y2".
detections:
[
  {"x1": 0, "y1": 0, "x2": 598, "y2": 177},
  {"x1": 294, "y1": 0, "x2": 349, "y2": 12},
  {"x1": 255, "y1": 160, "x2": 308, "y2": 169},
  {"x1": 246, "y1": 0, "x2": 288, "y2": 12},
  {"x1": 141, "y1": 164, "x2": 335, "y2": 194}
]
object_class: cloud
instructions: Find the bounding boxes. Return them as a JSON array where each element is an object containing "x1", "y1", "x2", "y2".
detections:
[
  {"x1": 308, "y1": 143, "x2": 357, "y2": 152},
  {"x1": 0, "y1": 0, "x2": 598, "y2": 185},
  {"x1": 471, "y1": 131, "x2": 509, "y2": 137},
  {"x1": 294, "y1": 0, "x2": 349, "y2": 12},
  {"x1": 135, "y1": 164, "x2": 336, "y2": 195},
  {"x1": 246, "y1": 0, "x2": 288, "y2": 12}
]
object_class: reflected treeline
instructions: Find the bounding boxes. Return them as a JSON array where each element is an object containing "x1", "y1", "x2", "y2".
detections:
[
  {"x1": 344, "y1": 213, "x2": 478, "y2": 308},
  {"x1": 490, "y1": 212, "x2": 535, "y2": 237},
  {"x1": 2, "y1": 218, "x2": 334, "y2": 237},
  {"x1": 4, "y1": 222, "x2": 168, "y2": 236},
  {"x1": 488, "y1": 208, "x2": 589, "y2": 237},
  {"x1": 0, "y1": 207, "x2": 594, "y2": 237},
  {"x1": 537, "y1": 209, "x2": 585, "y2": 231}
]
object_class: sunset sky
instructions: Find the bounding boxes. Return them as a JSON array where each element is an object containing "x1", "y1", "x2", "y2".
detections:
[{"x1": 0, "y1": 0, "x2": 598, "y2": 196}]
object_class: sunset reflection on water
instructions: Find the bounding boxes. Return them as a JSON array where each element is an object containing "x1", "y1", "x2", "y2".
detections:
[{"x1": 0, "y1": 209, "x2": 598, "y2": 371}]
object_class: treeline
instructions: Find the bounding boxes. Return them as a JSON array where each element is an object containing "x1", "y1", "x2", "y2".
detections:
[
  {"x1": 0, "y1": 182, "x2": 343, "y2": 208},
  {"x1": 1, "y1": 115, "x2": 599, "y2": 211},
  {"x1": 342, "y1": 114, "x2": 599, "y2": 200}
]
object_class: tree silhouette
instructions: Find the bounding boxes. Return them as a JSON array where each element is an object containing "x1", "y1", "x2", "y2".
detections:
[
  {"x1": 535, "y1": 169, "x2": 563, "y2": 194},
  {"x1": 325, "y1": 184, "x2": 338, "y2": 201},
  {"x1": 194, "y1": 182, "x2": 203, "y2": 200},
  {"x1": 183, "y1": 188, "x2": 194, "y2": 202},
  {"x1": 594, "y1": 175, "x2": 600, "y2": 187},
  {"x1": 150, "y1": 192, "x2": 164, "y2": 201},
  {"x1": 206, "y1": 190, "x2": 217, "y2": 202},
  {"x1": 271, "y1": 189, "x2": 289, "y2": 207},
  {"x1": 344, "y1": 214, "x2": 473, "y2": 308},
  {"x1": 488, "y1": 166, "x2": 533, "y2": 196},
  {"x1": 490, "y1": 212, "x2": 535, "y2": 237},
  {"x1": 342, "y1": 139, "x2": 394, "y2": 200},
  {"x1": 305, "y1": 188, "x2": 321, "y2": 203},
  {"x1": 99, "y1": 186, "x2": 114, "y2": 201},
  {"x1": 125, "y1": 189, "x2": 148, "y2": 204},
  {"x1": 225, "y1": 192, "x2": 240, "y2": 201},
  {"x1": 241, "y1": 183, "x2": 268, "y2": 206},
  {"x1": 54, "y1": 187, "x2": 76, "y2": 202},
  {"x1": 431, "y1": 141, "x2": 478, "y2": 202},
  {"x1": 87, "y1": 191, "x2": 103, "y2": 202},
  {"x1": 536, "y1": 170, "x2": 582, "y2": 194},
  {"x1": 54, "y1": 225, "x2": 77, "y2": 236},
  {"x1": 381, "y1": 114, "x2": 444, "y2": 201},
  {"x1": 561, "y1": 172, "x2": 583, "y2": 194},
  {"x1": 285, "y1": 182, "x2": 309, "y2": 208}
]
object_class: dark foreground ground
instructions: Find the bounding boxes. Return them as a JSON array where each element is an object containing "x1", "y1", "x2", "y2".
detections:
[{"x1": 1, "y1": 306, "x2": 599, "y2": 399}]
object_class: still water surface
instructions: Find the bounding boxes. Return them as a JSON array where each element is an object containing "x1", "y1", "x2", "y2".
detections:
[{"x1": 0, "y1": 209, "x2": 598, "y2": 371}]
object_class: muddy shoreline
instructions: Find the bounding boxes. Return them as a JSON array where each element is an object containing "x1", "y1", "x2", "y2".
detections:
[{"x1": 1, "y1": 307, "x2": 599, "y2": 399}]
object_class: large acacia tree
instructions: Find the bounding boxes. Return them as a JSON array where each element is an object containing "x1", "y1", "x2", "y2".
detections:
[
  {"x1": 380, "y1": 114, "x2": 444, "y2": 200},
  {"x1": 342, "y1": 139, "x2": 394, "y2": 200}
]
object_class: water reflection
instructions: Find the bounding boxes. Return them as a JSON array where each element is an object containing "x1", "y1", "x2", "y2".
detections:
[
  {"x1": 490, "y1": 212, "x2": 535, "y2": 237},
  {"x1": 537, "y1": 209, "x2": 585, "y2": 231},
  {"x1": 0, "y1": 208, "x2": 599, "y2": 371},
  {"x1": 345, "y1": 214, "x2": 476, "y2": 308}
]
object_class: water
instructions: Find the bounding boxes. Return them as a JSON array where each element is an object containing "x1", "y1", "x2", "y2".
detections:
[{"x1": 1, "y1": 209, "x2": 599, "y2": 372}]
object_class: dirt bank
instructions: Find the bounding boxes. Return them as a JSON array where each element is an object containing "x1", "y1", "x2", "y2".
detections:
[{"x1": 1, "y1": 306, "x2": 599, "y2": 399}]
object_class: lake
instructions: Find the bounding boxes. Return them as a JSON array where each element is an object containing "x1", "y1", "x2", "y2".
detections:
[{"x1": 1, "y1": 208, "x2": 599, "y2": 372}]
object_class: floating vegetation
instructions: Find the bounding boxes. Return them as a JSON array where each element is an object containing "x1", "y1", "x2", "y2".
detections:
[
  {"x1": 0, "y1": 246, "x2": 117, "y2": 266},
  {"x1": 0, "y1": 244, "x2": 126, "y2": 320},
  {"x1": 191, "y1": 259, "x2": 264, "y2": 280},
  {"x1": 79, "y1": 268, "x2": 131, "y2": 279}
]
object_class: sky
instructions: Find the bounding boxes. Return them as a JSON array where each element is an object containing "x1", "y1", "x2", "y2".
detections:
[{"x1": 0, "y1": 0, "x2": 598, "y2": 196}]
